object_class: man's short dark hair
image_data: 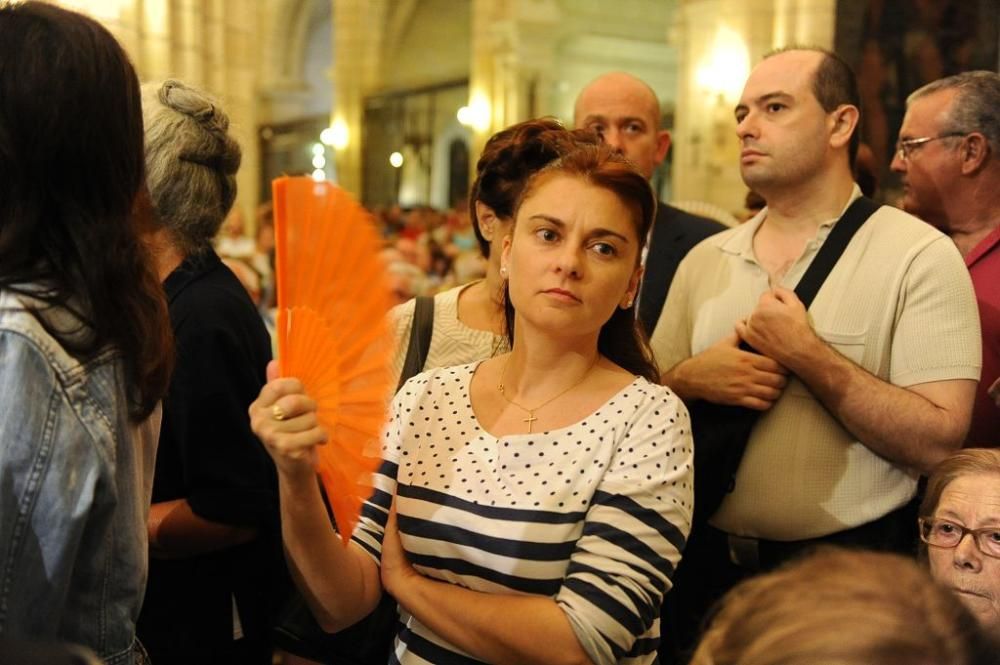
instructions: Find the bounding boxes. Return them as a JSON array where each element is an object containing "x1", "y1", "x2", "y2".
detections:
[{"x1": 766, "y1": 46, "x2": 861, "y2": 166}]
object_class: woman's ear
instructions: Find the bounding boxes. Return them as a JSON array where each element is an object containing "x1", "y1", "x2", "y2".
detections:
[
  {"x1": 500, "y1": 234, "x2": 513, "y2": 276},
  {"x1": 621, "y1": 265, "x2": 644, "y2": 309},
  {"x1": 475, "y1": 201, "x2": 498, "y2": 241}
]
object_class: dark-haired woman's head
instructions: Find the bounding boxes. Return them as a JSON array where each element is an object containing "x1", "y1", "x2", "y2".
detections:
[
  {"x1": 0, "y1": 2, "x2": 172, "y2": 419},
  {"x1": 469, "y1": 118, "x2": 599, "y2": 261},
  {"x1": 142, "y1": 80, "x2": 242, "y2": 256},
  {"x1": 500, "y1": 143, "x2": 658, "y2": 381},
  {"x1": 0, "y1": 2, "x2": 145, "y2": 228}
]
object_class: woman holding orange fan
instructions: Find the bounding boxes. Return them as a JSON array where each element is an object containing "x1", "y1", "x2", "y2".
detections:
[{"x1": 251, "y1": 142, "x2": 693, "y2": 665}]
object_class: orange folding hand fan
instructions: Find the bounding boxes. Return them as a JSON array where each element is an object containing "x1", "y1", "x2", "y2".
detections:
[{"x1": 273, "y1": 176, "x2": 395, "y2": 545}]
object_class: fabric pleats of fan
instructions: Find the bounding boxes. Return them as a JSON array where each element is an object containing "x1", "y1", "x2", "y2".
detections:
[{"x1": 273, "y1": 176, "x2": 395, "y2": 545}]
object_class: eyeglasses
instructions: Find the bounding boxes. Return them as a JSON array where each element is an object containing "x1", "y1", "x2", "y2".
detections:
[
  {"x1": 895, "y1": 132, "x2": 968, "y2": 161},
  {"x1": 919, "y1": 518, "x2": 1000, "y2": 559}
]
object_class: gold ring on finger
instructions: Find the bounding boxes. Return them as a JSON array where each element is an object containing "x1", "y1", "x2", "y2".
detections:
[{"x1": 272, "y1": 404, "x2": 287, "y2": 421}]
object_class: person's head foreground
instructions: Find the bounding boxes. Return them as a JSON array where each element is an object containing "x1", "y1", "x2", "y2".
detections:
[{"x1": 691, "y1": 547, "x2": 997, "y2": 665}]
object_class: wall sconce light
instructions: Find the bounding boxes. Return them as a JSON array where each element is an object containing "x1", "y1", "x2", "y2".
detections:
[
  {"x1": 695, "y1": 26, "x2": 750, "y2": 102},
  {"x1": 389, "y1": 151, "x2": 404, "y2": 168},
  {"x1": 320, "y1": 117, "x2": 349, "y2": 150},
  {"x1": 457, "y1": 93, "x2": 490, "y2": 132}
]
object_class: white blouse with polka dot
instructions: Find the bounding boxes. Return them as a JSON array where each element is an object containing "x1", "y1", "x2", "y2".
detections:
[{"x1": 353, "y1": 362, "x2": 693, "y2": 665}]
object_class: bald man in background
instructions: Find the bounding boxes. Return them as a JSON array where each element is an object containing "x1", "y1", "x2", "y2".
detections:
[{"x1": 574, "y1": 72, "x2": 725, "y2": 333}]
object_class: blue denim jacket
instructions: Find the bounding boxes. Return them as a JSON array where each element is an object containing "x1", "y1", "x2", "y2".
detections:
[{"x1": 0, "y1": 291, "x2": 159, "y2": 664}]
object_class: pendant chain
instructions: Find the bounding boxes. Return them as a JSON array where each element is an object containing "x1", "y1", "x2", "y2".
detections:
[{"x1": 497, "y1": 355, "x2": 599, "y2": 433}]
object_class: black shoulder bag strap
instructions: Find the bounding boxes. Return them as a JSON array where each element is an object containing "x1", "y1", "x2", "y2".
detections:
[
  {"x1": 397, "y1": 295, "x2": 435, "y2": 392},
  {"x1": 792, "y1": 196, "x2": 880, "y2": 309},
  {"x1": 691, "y1": 196, "x2": 880, "y2": 524}
]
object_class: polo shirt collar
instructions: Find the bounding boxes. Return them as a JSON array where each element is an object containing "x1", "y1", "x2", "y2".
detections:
[{"x1": 718, "y1": 184, "x2": 864, "y2": 264}]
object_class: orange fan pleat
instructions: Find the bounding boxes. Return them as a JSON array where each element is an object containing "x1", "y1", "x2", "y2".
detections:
[{"x1": 272, "y1": 176, "x2": 395, "y2": 545}]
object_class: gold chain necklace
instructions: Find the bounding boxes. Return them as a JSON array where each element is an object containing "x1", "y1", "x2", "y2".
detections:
[{"x1": 497, "y1": 355, "x2": 599, "y2": 433}]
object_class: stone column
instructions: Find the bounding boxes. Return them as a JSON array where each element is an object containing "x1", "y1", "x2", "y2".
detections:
[
  {"x1": 138, "y1": 0, "x2": 172, "y2": 81},
  {"x1": 468, "y1": 0, "x2": 504, "y2": 161},
  {"x1": 468, "y1": 0, "x2": 560, "y2": 168},
  {"x1": 222, "y1": 0, "x2": 261, "y2": 216},
  {"x1": 332, "y1": 0, "x2": 386, "y2": 198},
  {"x1": 51, "y1": 0, "x2": 265, "y2": 219},
  {"x1": 173, "y1": 0, "x2": 206, "y2": 84},
  {"x1": 59, "y1": 0, "x2": 141, "y2": 58}
]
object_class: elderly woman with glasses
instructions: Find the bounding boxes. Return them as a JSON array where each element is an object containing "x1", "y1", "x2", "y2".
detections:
[{"x1": 920, "y1": 448, "x2": 1000, "y2": 637}]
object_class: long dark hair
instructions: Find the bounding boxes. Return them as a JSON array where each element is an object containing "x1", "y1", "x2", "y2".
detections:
[
  {"x1": 503, "y1": 144, "x2": 659, "y2": 382},
  {"x1": 469, "y1": 118, "x2": 599, "y2": 258},
  {"x1": 0, "y1": 2, "x2": 173, "y2": 420}
]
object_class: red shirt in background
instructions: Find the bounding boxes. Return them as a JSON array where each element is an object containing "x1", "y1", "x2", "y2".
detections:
[{"x1": 965, "y1": 224, "x2": 1000, "y2": 446}]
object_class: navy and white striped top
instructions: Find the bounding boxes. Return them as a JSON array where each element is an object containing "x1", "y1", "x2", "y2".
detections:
[{"x1": 353, "y1": 362, "x2": 693, "y2": 665}]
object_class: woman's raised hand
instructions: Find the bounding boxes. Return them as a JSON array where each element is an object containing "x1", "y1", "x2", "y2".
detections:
[{"x1": 249, "y1": 360, "x2": 327, "y2": 479}]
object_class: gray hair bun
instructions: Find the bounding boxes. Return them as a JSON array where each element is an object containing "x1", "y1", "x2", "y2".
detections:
[
  {"x1": 143, "y1": 79, "x2": 242, "y2": 253},
  {"x1": 158, "y1": 79, "x2": 240, "y2": 175}
]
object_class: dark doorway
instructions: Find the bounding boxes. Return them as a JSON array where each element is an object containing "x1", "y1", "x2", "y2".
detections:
[{"x1": 448, "y1": 139, "x2": 470, "y2": 209}]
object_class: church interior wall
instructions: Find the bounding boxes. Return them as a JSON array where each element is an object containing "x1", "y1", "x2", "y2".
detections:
[{"x1": 44, "y1": 0, "x2": 1000, "y2": 223}]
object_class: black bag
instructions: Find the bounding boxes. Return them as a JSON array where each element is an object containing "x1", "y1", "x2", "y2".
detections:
[
  {"x1": 273, "y1": 296, "x2": 435, "y2": 664},
  {"x1": 690, "y1": 197, "x2": 880, "y2": 525}
]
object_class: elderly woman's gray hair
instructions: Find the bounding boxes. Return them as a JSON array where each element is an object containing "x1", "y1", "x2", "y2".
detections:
[{"x1": 142, "y1": 79, "x2": 241, "y2": 254}]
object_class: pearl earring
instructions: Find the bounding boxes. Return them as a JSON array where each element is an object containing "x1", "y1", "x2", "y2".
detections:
[{"x1": 500, "y1": 265, "x2": 508, "y2": 278}]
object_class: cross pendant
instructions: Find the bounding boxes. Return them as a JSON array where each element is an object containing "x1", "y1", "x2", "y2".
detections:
[{"x1": 523, "y1": 413, "x2": 538, "y2": 433}]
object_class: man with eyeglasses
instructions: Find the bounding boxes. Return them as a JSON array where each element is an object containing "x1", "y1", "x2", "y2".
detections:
[
  {"x1": 892, "y1": 71, "x2": 1000, "y2": 447},
  {"x1": 920, "y1": 448, "x2": 1000, "y2": 637}
]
